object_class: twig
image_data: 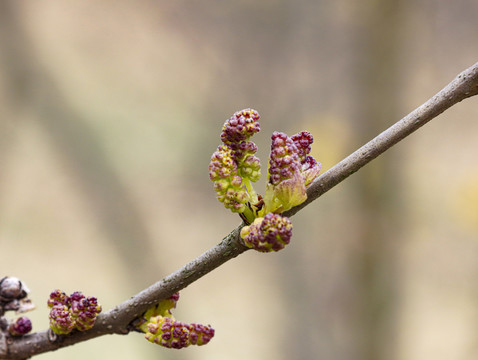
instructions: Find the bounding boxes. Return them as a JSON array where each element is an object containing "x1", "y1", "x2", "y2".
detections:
[{"x1": 2, "y1": 61, "x2": 478, "y2": 359}]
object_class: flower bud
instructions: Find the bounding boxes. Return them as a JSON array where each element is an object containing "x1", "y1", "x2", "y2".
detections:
[
  {"x1": 70, "y1": 294, "x2": 102, "y2": 331},
  {"x1": 47, "y1": 290, "x2": 69, "y2": 308},
  {"x1": 291, "y1": 131, "x2": 321, "y2": 186},
  {"x1": 241, "y1": 213, "x2": 293, "y2": 252},
  {"x1": 0, "y1": 277, "x2": 28, "y2": 301},
  {"x1": 220, "y1": 108, "x2": 260, "y2": 145},
  {"x1": 8, "y1": 316, "x2": 32, "y2": 336},
  {"x1": 144, "y1": 316, "x2": 215, "y2": 349},
  {"x1": 189, "y1": 323, "x2": 215, "y2": 346},
  {"x1": 291, "y1": 131, "x2": 314, "y2": 162},
  {"x1": 49, "y1": 304, "x2": 75, "y2": 335},
  {"x1": 209, "y1": 145, "x2": 250, "y2": 212},
  {"x1": 48, "y1": 290, "x2": 102, "y2": 334}
]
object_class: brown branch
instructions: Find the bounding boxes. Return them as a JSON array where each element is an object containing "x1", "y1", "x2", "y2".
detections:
[{"x1": 2, "y1": 61, "x2": 478, "y2": 359}]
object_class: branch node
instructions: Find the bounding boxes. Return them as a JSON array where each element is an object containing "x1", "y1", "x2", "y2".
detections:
[{"x1": 47, "y1": 329, "x2": 57, "y2": 343}]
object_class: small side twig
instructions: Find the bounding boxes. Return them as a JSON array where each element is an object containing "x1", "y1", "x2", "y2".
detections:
[{"x1": 2, "y1": 61, "x2": 478, "y2": 360}]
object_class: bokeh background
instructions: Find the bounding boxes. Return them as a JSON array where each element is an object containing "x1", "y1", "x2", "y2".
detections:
[{"x1": 1, "y1": 1, "x2": 478, "y2": 359}]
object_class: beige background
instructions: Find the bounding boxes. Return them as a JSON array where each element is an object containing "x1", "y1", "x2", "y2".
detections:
[{"x1": 1, "y1": 1, "x2": 478, "y2": 359}]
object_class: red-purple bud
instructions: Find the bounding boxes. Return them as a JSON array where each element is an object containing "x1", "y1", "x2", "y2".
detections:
[
  {"x1": 49, "y1": 304, "x2": 75, "y2": 335},
  {"x1": 47, "y1": 289, "x2": 69, "y2": 308},
  {"x1": 268, "y1": 132, "x2": 301, "y2": 186},
  {"x1": 241, "y1": 213, "x2": 293, "y2": 252},
  {"x1": 220, "y1": 108, "x2": 260, "y2": 145},
  {"x1": 8, "y1": 316, "x2": 32, "y2": 336}
]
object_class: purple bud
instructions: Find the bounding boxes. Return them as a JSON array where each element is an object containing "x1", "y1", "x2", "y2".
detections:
[
  {"x1": 291, "y1": 131, "x2": 321, "y2": 186},
  {"x1": 49, "y1": 304, "x2": 75, "y2": 335},
  {"x1": 220, "y1": 109, "x2": 260, "y2": 145},
  {"x1": 8, "y1": 316, "x2": 32, "y2": 336},
  {"x1": 240, "y1": 213, "x2": 293, "y2": 252},
  {"x1": 48, "y1": 289, "x2": 102, "y2": 334},
  {"x1": 268, "y1": 132, "x2": 301, "y2": 186},
  {"x1": 291, "y1": 131, "x2": 314, "y2": 162},
  {"x1": 47, "y1": 289, "x2": 69, "y2": 308}
]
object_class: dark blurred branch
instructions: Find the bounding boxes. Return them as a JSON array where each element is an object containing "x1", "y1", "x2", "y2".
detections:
[{"x1": 2, "y1": 62, "x2": 478, "y2": 359}]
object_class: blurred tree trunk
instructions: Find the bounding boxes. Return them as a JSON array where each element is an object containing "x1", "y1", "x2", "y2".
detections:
[
  {"x1": 350, "y1": 0, "x2": 405, "y2": 359},
  {"x1": 0, "y1": 1, "x2": 162, "y2": 288}
]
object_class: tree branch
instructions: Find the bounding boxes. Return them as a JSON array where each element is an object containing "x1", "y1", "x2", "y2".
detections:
[{"x1": 2, "y1": 61, "x2": 478, "y2": 359}]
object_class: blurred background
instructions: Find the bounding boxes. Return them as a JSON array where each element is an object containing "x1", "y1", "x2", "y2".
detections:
[{"x1": 1, "y1": 1, "x2": 478, "y2": 359}]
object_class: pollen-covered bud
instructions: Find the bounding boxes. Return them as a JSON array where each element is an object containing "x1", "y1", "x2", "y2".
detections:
[
  {"x1": 268, "y1": 131, "x2": 301, "y2": 186},
  {"x1": 261, "y1": 132, "x2": 307, "y2": 214},
  {"x1": 8, "y1": 316, "x2": 32, "y2": 336},
  {"x1": 49, "y1": 304, "x2": 75, "y2": 335},
  {"x1": 238, "y1": 154, "x2": 261, "y2": 182},
  {"x1": 209, "y1": 145, "x2": 249, "y2": 212},
  {"x1": 189, "y1": 323, "x2": 215, "y2": 346},
  {"x1": 209, "y1": 145, "x2": 237, "y2": 181},
  {"x1": 144, "y1": 316, "x2": 215, "y2": 349},
  {"x1": 70, "y1": 293, "x2": 102, "y2": 331},
  {"x1": 229, "y1": 141, "x2": 261, "y2": 183},
  {"x1": 291, "y1": 131, "x2": 314, "y2": 162},
  {"x1": 291, "y1": 131, "x2": 321, "y2": 186},
  {"x1": 48, "y1": 290, "x2": 102, "y2": 334},
  {"x1": 220, "y1": 108, "x2": 260, "y2": 145},
  {"x1": 47, "y1": 289, "x2": 69, "y2": 308},
  {"x1": 145, "y1": 316, "x2": 191, "y2": 349},
  {"x1": 240, "y1": 213, "x2": 293, "y2": 252}
]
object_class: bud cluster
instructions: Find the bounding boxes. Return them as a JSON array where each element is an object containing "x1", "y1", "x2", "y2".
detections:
[
  {"x1": 138, "y1": 292, "x2": 215, "y2": 350},
  {"x1": 210, "y1": 109, "x2": 321, "y2": 253},
  {"x1": 144, "y1": 316, "x2": 215, "y2": 349},
  {"x1": 241, "y1": 213, "x2": 293, "y2": 252},
  {"x1": 48, "y1": 290, "x2": 102, "y2": 335},
  {"x1": 209, "y1": 109, "x2": 262, "y2": 219}
]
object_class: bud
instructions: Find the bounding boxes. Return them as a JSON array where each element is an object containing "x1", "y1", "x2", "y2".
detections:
[
  {"x1": 144, "y1": 316, "x2": 215, "y2": 349},
  {"x1": 220, "y1": 108, "x2": 260, "y2": 145},
  {"x1": 48, "y1": 290, "x2": 102, "y2": 334},
  {"x1": 291, "y1": 131, "x2": 314, "y2": 162},
  {"x1": 261, "y1": 132, "x2": 307, "y2": 214},
  {"x1": 47, "y1": 290, "x2": 69, "y2": 308},
  {"x1": 70, "y1": 293, "x2": 102, "y2": 331},
  {"x1": 8, "y1": 316, "x2": 32, "y2": 336},
  {"x1": 145, "y1": 316, "x2": 190, "y2": 349},
  {"x1": 189, "y1": 323, "x2": 215, "y2": 346},
  {"x1": 49, "y1": 304, "x2": 75, "y2": 335},
  {"x1": 209, "y1": 145, "x2": 250, "y2": 212},
  {"x1": 268, "y1": 131, "x2": 302, "y2": 186},
  {"x1": 241, "y1": 213, "x2": 293, "y2": 252},
  {"x1": 291, "y1": 131, "x2": 321, "y2": 186},
  {"x1": 0, "y1": 277, "x2": 28, "y2": 301},
  {"x1": 231, "y1": 141, "x2": 261, "y2": 183}
]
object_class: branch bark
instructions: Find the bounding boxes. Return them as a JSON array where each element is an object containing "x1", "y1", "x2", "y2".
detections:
[{"x1": 2, "y1": 61, "x2": 478, "y2": 359}]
